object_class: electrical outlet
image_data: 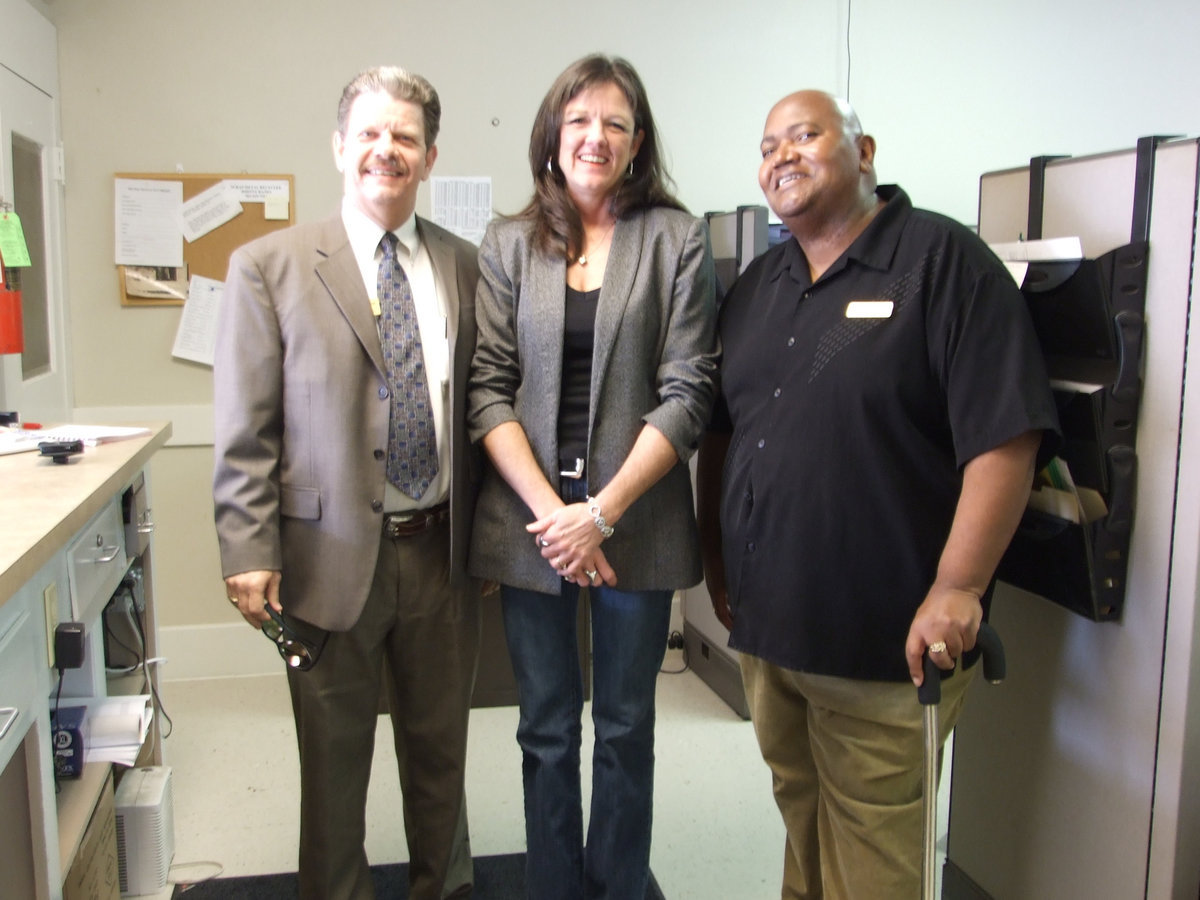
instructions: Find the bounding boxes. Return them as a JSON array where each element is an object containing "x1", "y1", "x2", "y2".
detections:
[{"x1": 44, "y1": 582, "x2": 59, "y2": 668}]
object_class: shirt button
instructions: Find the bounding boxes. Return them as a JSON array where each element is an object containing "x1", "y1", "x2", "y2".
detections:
[
  {"x1": 787, "y1": 337, "x2": 796, "y2": 347},
  {"x1": 747, "y1": 541, "x2": 756, "y2": 553},
  {"x1": 773, "y1": 388, "x2": 782, "y2": 398},
  {"x1": 757, "y1": 439, "x2": 765, "y2": 449},
  {"x1": 374, "y1": 449, "x2": 385, "y2": 460},
  {"x1": 371, "y1": 499, "x2": 383, "y2": 513},
  {"x1": 378, "y1": 386, "x2": 389, "y2": 399}
]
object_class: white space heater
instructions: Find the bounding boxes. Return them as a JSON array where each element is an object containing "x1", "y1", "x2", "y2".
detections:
[{"x1": 114, "y1": 766, "x2": 175, "y2": 896}]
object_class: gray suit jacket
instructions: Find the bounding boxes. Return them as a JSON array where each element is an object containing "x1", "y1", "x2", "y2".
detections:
[
  {"x1": 467, "y1": 206, "x2": 718, "y2": 594},
  {"x1": 213, "y1": 213, "x2": 480, "y2": 631}
]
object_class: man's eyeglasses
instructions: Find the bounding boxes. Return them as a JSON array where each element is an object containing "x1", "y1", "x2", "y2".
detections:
[{"x1": 261, "y1": 605, "x2": 328, "y2": 671}]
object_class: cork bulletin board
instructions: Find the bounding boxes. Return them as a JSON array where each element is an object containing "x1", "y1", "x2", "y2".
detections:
[{"x1": 115, "y1": 172, "x2": 294, "y2": 306}]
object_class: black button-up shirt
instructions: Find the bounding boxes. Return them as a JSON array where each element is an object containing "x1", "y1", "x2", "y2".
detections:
[{"x1": 711, "y1": 186, "x2": 1058, "y2": 681}]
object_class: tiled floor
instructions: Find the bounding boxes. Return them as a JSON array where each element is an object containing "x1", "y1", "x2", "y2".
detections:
[
  {"x1": 146, "y1": 652, "x2": 951, "y2": 899},
  {"x1": 149, "y1": 651, "x2": 786, "y2": 899}
]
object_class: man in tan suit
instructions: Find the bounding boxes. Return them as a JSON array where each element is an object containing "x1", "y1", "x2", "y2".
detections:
[{"x1": 213, "y1": 66, "x2": 481, "y2": 900}]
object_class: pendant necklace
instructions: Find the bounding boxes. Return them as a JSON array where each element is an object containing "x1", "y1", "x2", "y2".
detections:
[{"x1": 577, "y1": 220, "x2": 616, "y2": 266}]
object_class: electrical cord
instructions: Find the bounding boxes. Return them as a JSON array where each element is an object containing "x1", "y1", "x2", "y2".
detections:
[
  {"x1": 126, "y1": 591, "x2": 174, "y2": 739},
  {"x1": 168, "y1": 860, "x2": 225, "y2": 891},
  {"x1": 52, "y1": 666, "x2": 66, "y2": 794},
  {"x1": 660, "y1": 630, "x2": 689, "y2": 675},
  {"x1": 845, "y1": 0, "x2": 854, "y2": 101},
  {"x1": 104, "y1": 577, "x2": 174, "y2": 739}
]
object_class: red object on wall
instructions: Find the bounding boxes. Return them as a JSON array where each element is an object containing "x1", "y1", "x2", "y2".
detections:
[{"x1": 0, "y1": 253, "x2": 23, "y2": 355}]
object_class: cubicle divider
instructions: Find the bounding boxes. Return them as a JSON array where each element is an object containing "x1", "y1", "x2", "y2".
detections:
[{"x1": 947, "y1": 135, "x2": 1200, "y2": 900}]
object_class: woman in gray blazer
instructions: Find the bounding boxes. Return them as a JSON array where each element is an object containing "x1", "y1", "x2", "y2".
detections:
[{"x1": 467, "y1": 54, "x2": 718, "y2": 900}]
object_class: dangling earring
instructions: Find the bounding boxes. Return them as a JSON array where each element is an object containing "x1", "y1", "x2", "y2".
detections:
[
  {"x1": 627, "y1": 158, "x2": 635, "y2": 178},
  {"x1": 546, "y1": 158, "x2": 554, "y2": 175}
]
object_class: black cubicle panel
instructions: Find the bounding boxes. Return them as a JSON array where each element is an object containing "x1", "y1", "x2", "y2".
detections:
[
  {"x1": 993, "y1": 140, "x2": 1165, "y2": 622},
  {"x1": 705, "y1": 206, "x2": 768, "y2": 298}
]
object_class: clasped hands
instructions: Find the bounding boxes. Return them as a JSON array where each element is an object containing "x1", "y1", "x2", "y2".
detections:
[{"x1": 528, "y1": 501, "x2": 616, "y2": 588}]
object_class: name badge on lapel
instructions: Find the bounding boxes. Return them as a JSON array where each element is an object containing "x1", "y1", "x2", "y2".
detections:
[{"x1": 844, "y1": 300, "x2": 894, "y2": 319}]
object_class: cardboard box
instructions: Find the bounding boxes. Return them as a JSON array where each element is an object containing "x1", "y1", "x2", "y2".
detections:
[
  {"x1": 63, "y1": 771, "x2": 120, "y2": 900},
  {"x1": 51, "y1": 705, "x2": 88, "y2": 779}
]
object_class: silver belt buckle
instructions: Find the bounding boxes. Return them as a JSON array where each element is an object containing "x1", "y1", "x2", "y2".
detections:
[{"x1": 559, "y1": 458, "x2": 584, "y2": 479}]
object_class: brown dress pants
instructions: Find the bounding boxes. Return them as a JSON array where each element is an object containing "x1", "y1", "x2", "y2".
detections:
[{"x1": 287, "y1": 520, "x2": 481, "y2": 900}]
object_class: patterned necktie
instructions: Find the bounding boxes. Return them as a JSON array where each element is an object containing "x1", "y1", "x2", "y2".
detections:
[{"x1": 377, "y1": 232, "x2": 438, "y2": 499}]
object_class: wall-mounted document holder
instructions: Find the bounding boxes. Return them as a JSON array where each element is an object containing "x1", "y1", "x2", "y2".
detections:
[{"x1": 994, "y1": 137, "x2": 1167, "y2": 621}]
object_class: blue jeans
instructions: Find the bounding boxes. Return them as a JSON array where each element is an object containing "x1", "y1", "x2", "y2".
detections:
[{"x1": 501, "y1": 482, "x2": 671, "y2": 899}]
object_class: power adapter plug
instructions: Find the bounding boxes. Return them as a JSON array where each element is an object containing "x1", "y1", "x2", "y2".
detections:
[{"x1": 54, "y1": 622, "x2": 86, "y2": 669}]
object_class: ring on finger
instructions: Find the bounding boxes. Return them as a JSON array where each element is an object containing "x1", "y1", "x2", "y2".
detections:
[
  {"x1": 227, "y1": 595, "x2": 239, "y2": 605},
  {"x1": 584, "y1": 569, "x2": 598, "y2": 583},
  {"x1": 538, "y1": 537, "x2": 549, "y2": 548},
  {"x1": 929, "y1": 641, "x2": 947, "y2": 654}
]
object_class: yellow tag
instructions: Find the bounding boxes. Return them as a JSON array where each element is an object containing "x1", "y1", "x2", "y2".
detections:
[
  {"x1": 370, "y1": 295, "x2": 381, "y2": 317},
  {"x1": 845, "y1": 300, "x2": 894, "y2": 319}
]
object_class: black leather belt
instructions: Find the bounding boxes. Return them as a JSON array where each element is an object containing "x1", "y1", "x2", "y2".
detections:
[{"x1": 383, "y1": 502, "x2": 450, "y2": 538}]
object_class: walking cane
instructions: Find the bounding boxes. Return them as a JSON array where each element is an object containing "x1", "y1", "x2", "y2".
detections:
[{"x1": 917, "y1": 622, "x2": 1006, "y2": 900}]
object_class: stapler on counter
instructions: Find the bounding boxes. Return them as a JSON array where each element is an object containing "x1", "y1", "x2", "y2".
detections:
[{"x1": 38, "y1": 439, "x2": 84, "y2": 464}]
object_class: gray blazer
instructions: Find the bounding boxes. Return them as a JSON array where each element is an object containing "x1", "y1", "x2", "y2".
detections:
[
  {"x1": 467, "y1": 206, "x2": 718, "y2": 594},
  {"x1": 213, "y1": 214, "x2": 480, "y2": 631}
]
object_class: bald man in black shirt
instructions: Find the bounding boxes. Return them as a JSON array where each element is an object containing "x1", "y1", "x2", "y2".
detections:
[{"x1": 697, "y1": 90, "x2": 1058, "y2": 898}]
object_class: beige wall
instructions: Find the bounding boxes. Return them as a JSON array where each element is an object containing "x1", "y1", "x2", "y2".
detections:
[
  {"x1": 39, "y1": 0, "x2": 1200, "y2": 636},
  {"x1": 147, "y1": 447, "x2": 221, "y2": 627},
  {"x1": 46, "y1": 0, "x2": 841, "y2": 633}
]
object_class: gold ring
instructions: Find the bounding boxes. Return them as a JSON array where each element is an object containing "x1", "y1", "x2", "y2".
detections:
[
  {"x1": 227, "y1": 595, "x2": 239, "y2": 605},
  {"x1": 929, "y1": 641, "x2": 947, "y2": 654}
]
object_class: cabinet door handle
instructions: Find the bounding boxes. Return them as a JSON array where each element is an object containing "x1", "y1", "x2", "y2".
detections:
[
  {"x1": 0, "y1": 707, "x2": 17, "y2": 742},
  {"x1": 89, "y1": 544, "x2": 122, "y2": 564},
  {"x1": 137, "y1": 511, "x2": 156, "y2": 535}
]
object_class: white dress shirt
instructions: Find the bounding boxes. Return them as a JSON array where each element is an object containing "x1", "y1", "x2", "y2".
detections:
[{"x1": 342, "y1": 198, "x2": 450, "y2": 510}]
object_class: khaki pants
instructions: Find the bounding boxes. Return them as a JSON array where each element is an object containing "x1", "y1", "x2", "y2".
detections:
[{"x1": 741, "y1": 655, "x2": 976, "y2": 900}]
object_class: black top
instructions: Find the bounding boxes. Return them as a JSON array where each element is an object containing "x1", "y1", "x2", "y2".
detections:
[
  {"x1": 558, "y1": 285, "x2": 599, "y2": 462},
  {"x1": 711, "y1": 185, "x2": 1060, "y2": 681}
]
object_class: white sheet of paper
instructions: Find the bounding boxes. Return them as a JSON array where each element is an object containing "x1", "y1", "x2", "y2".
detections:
[
  {"x1": 222, "y1": 178, "x2": 291, "y2": 204},
  {"x1": 172, "y1": 275, "x2": 224, "y2": 366},
  {"x1": 988, "y1": 236, "x2": 1084, "y2": 262},
  {"x1": 74, "y1": 696, "x2": 154, "y2": 765},
  {"x1": 1002, "y1": 260, "x2": 1029, "y2": 286},
  {"x1": 264, "y1": 195, "x2": 290, "y2": 220},
  {"x1": 181, "y1": 183, "x2": 243, "y2": 242},
  {"x1": 115, "y1": 178, "x2": 184, "y2": 266},
  {"x1": 431, "y1": 176, "x2": 492, "y2": 245}
]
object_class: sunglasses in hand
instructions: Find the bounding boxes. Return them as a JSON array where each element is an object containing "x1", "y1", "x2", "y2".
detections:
[{"x1": 261, "y1": 604, "x2": 328, "y2": 671}]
